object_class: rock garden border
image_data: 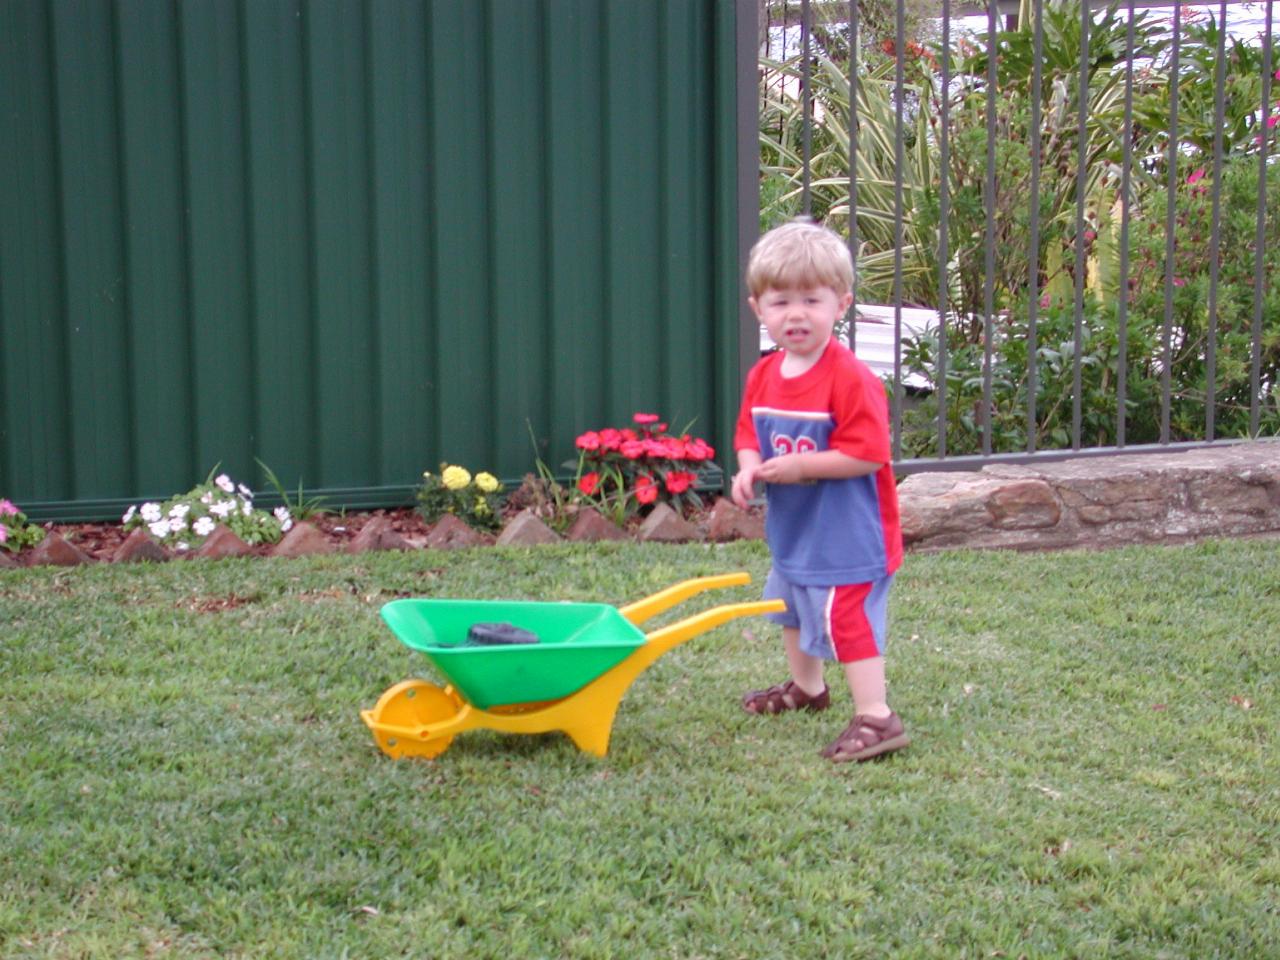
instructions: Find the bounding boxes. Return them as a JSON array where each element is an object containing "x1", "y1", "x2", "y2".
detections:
[{"x1": 5, "y1": 440, "x2": 1279, "y2": 570}]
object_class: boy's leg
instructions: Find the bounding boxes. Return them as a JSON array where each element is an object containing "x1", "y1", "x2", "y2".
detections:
[
  {"x1": 823, "y1": 576, "x2": 908, "y2": 761},
  {"x1": 842, "y1": 655, "x2": 890, "y2": 719},
  {"x1": 784, "y1": 626, "x2": 826, "y2": 697},
  {"x1": 741, "y1": 574, "x2": 830, "y2": 714}
]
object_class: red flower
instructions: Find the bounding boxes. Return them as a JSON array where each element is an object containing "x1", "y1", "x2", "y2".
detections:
[
  {"x1": 665, "y1": 471, "x2": 695, "y2": 494},
  {"x1": 577, "y1": 472, "x2": 600, "y2": 496},
  {"x1": 633, "y1": 412, "x2": 660, "y2": 425},
  {"x1": 599, "y1": 428, "x2": 624, "y2": 451},
  {"x1": 576, "y1": 431, "x2": 601, "y2": 451},
  {"x1": 633, "y1": 474, "x2": 658, "y2": 504},
  {"x1": 620, "y1": 439, "x2": 646, "y2": 459},
  {"x1": 684, "y1": 438, "x2": 715, "y2": 461}
]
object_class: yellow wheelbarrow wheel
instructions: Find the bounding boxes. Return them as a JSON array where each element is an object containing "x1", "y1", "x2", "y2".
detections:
[{"x1": 364, "y1": 679, "x2": 463, "y2": 759}]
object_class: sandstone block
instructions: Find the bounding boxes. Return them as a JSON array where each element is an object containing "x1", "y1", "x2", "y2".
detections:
[
  {"x1": 27, "y1": 531, "x2": 92, "y2": 567},
  {"x1": 425, "y1": 514, "x2": 491, "y2": 550},
  {"x1": 985, "y1": 479, "x2": 1061, "y2": 529},
  {"x1": 348, "y1": 516, "x2": 412, "y2": 553},
  {"x1": 565, "y1": 507, "x2": 629, "y2": 542},
  {"x1": 495, "y1": 509, "x2": 561, "y2": 546},
  {"x1": 112, "y1": 528, "x2": 169, "y2": 564},
  {"x1": 704, "y1": 498, "x2": 765, "y2": 541},
  {"x1": 1186, "y1": 473, "x2": 1277, "y2": 516},
  {"x1": 268, "y1": 522, "x2": 333, "y2": 558},
  {"x1": 197, "y1": 525, "x2": 255, "y2": 559},
  {"x1": 636, "y1": 502, "x2": 700, "y2": 543}
]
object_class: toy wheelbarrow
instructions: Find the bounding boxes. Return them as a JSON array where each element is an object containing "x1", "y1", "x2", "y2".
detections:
[{"x1": 361, "y1": 572, "x2": 784, "y2": 759}]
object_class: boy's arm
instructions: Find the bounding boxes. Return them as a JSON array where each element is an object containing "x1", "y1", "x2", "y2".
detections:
[
  {"x1": 755, "y1": 449, "x2": 881, "y2": 485},
  {"x1": 730, "y1": 448, "x2": 764, "y2": 509}
]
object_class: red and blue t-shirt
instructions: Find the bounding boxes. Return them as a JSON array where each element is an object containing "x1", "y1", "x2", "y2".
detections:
[{"x1": 734, "y1": 339, "x2": 903, "y2": 585}]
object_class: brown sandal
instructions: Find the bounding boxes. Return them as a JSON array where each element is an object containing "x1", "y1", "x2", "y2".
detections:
[
  {"x1": 741, "y1": 680, "x2": 830, "y2": 715},
  {"x1": 821, "y1": 711, "x2": 910, "y2": 762}
]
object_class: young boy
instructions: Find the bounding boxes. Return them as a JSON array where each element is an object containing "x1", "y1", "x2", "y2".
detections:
[{"x1": 731, "y1": 220, "x2": 908, "y2": 763}]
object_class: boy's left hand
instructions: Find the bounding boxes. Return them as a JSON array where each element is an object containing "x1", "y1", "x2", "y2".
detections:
[{"x1": 755, "y1": 453, "x2": 808, "y2": 485}]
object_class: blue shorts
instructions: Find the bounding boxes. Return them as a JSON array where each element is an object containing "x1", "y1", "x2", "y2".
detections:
[{"x1": 763, "y1": 568, "x2": 894, "y2": 664}]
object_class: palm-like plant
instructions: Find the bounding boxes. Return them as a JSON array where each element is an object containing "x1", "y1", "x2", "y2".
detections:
[{"x1": 760, "y1": 37, "x2": 938, "y2": 305}]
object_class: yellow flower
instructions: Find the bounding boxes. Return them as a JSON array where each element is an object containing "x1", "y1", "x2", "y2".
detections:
[
  {"x1": 475, "y1": 472, "x2": 500, "y2": 493},
  {"x1": 474, "y1": 498, "x2": 490, "y2": 515},
  {"x1": 441, "y1": 465, "x2": 471, "y2": 490}
]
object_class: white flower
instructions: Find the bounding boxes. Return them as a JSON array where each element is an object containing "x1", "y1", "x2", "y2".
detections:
[
  {"x1": 193, "y1": 516, "x2": 216, "y2": 537},
  {"x1": 175, "y1": 541, "x2": 190, "y2": 552},
  {"x1": 200, "y1": 492, "x2": 214, "y2": 505},
  {"x1": 168, "y1": 516, "x2": 188, "y2": 534},
  {"x1": 242, "y1": 501, "x2": 253, "y2": 517},
  {"x1": 169, "y1": 503, "x2": 190, "y2": 518},
  {"x1": 122, "y1": 505, "x2": 137, "y2": 524},
  {"x1": 281, "y1": 518, "x2": 294, "y2": 532},
  {"x1": 140, "y1": 502, "x2": 162, "y2": 523},
  {"x1": 215, "y1": 474, "x2": 235, "y2": 493},
  {"x1": 148, "y1": 519, "x2": 170, "y2": 538},
  {"x1": 238, "y1": 483, "x2": 253, "y2": 498},
  {"x1": 273, "y1": 506, "x2": 292, "y2": 523},
  {"x1": 209, "y1": 500, "x2": 234, "y2": 518}
]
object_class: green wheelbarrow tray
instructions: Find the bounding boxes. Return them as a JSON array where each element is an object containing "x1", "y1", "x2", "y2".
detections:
[
  {"x1": 380, "y1": 597, "x2": 647, "y2": 709},
  {"x1": 363, "y1": 572, "x2": 786, "y2": 759}
]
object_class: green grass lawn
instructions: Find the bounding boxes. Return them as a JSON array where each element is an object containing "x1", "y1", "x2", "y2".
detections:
[{"x1": 2, "y1": 538, "x2": 1277, "y2": 958}]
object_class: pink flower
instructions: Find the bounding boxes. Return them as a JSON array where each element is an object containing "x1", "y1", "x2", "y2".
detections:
[
  {"x1": 632, "y1": 412, "x2": 660, "y2": 425},
  {"x1": 620, "y1": 439, "x2": 646, "y2": 459},
  {"x1": 1268, "y1": 114, "x2": 1279, "y2": 130},
  {"x1": 0, "y1": 525, "x2": 8, "y2": 544},
  {"x1": 1187, "y1": 167, "x2": 1206, "y2": 185},
  {"x1": 1274, "y1": 69, "x2": 1280, "y2": 81},
  {"x1": 598, "y1": 428, "x2": 624, "y2": 451},
  {"x1": 575, "y1": 431, "x2": 601, "y2": 451},
  {"x1": 1039, "y1": 293, "x2": 1052, "y2": 309},
  {"x1": 577, "y1": 472, "x2": 601, "y2": 496},
  {"x1": 0, "y1": 499, "x2": 18, "y2": 516},
  {"x1": 1173, "y1": 277, "x2": 1186, "y2": 287},
  {"x1": 633, "y1": 474, "x2": 658, "y2": 505}
]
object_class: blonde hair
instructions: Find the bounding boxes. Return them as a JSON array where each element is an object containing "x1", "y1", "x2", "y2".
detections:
[{"x1": 746, "y1": 220, "x2": 854, "y2": 298}]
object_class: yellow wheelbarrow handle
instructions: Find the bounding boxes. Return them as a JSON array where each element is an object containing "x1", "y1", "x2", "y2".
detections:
[{"x1": 617, "y1": 572, "x2": 752, "y2": 625}]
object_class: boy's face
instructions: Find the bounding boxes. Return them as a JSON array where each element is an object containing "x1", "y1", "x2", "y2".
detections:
[{"x1": 750, "y1": 285, "x2": 853, "y2": 365}]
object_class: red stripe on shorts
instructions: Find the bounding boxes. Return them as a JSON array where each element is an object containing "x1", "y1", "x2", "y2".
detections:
[{"x1": 829, "y1": 582, "x2": 878, "y2": 663}]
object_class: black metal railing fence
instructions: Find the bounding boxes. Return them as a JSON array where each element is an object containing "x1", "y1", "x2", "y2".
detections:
[{"x1": 753, "y1": 0, "x2": 1278, "y2": 472}]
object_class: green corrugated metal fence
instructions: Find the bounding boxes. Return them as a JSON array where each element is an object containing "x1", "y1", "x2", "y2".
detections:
[{"x1": 0, "y1": 0, "x2": 748, "y2": 521}]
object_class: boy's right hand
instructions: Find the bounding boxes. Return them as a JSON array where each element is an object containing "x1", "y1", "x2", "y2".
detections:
[{"x1": 731, "y1": 465, "x2": 760, "y2": 509}]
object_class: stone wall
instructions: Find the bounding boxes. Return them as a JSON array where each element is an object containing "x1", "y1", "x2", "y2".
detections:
[{"x1": 898, "y1": 440, "x2": 1280, "y2": 552}]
